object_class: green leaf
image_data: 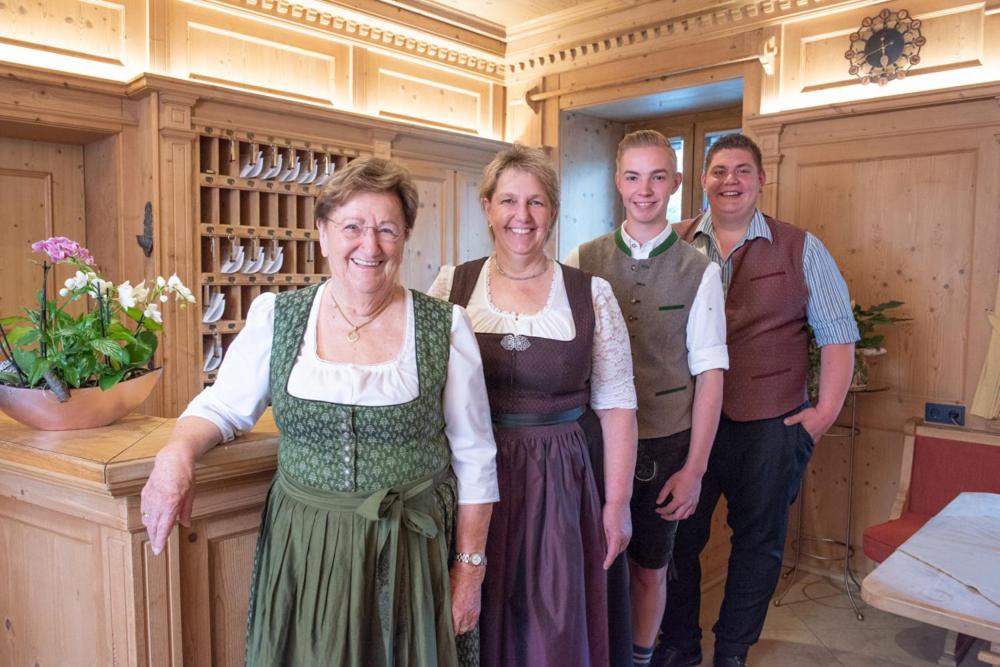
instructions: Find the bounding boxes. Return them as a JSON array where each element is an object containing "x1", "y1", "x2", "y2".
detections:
[
  {"x1": 27, "y1": 358, "x2": 50, "y2": 386},
  {"x1": 142, "y1": 318, "x2": 163, "y2": 332},
  {"x1": 137, "y1": 330, "x2": 159, "y2": 355},
  {"x1": 4, "y1": 326, "x2": 34, "y2": 345},
  {"x1": 99, "y1": 370, "x2": 126, "y2": 391},
  {"x1": 62, "y1": 364, "x2": 82, "y2": 388},
  {"x1": 108, "y1": 321, "x2": 138, "y2": 345},
  {"x1": 89, "y1": 338, "x2": 129, "y2": 364},
  {"x1": 0, "y1": 371, "x2": 21, "y2": 386},
  {"x1": 0, "y1": 315, "x2": 31, "y2": 328},
  {"x1": 12, "y1": 348, "x2": 38, "y2": 376}
]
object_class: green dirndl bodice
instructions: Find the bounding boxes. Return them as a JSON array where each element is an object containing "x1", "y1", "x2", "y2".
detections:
[{"x1": 244, "y1": 285, "x2": 473, "y2": 666}]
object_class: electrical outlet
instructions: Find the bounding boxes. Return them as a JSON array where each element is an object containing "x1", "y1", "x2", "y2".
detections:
[{"x1": 924, "y1": 402, "x2": 965, "y2": 426}]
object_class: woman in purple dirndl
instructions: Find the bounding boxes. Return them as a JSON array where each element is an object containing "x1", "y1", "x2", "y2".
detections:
[{"x1": 429, "y1": 144, "x2": 638, "y2": 666}]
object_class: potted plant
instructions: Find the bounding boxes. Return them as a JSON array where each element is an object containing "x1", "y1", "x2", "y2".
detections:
[
  {"x1": 807, "y1": 300, "x2": 909, "y2": 401},
  {"x1": 0, "y1": 237, "x2": 194, "y2": 430}
]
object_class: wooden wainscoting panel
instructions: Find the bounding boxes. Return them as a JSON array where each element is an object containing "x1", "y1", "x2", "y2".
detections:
[
  {"x1": 556, "y1": 111, "x2": 626, "y2": 259},
  {"x1": 367, "y1": 52, "x2": 491, "y2": 136},
  {"x1": 398, "y1": 162, "x2": 453, "y2": 291},
  {"x1": 0, "y1": 137, "x2": 86, "y2": 321},
  {"x1": 780, "y1": 131, "x2": 982, "y2": 429},
  {"x1": 0, "y1": 0, "x2": 146, "y2": 73},
  {"x1": 781, "y1": 0, "x2": 990, "y2": 99},
  {"x1": 0, "y1": 497, "x2": 110, "y2": 665},
  {"x1": 206, "y1": 512, "x2": 259, "y2": 667},
  {"x1": 455, "y1": 169, "x2": 491, "y2": 264},
  {"x1": 167, "y1": 2, "x2": 351, "y2": 108},
  {"x1": 180, "y1": 507, "x2": 260, "y2": 667}
]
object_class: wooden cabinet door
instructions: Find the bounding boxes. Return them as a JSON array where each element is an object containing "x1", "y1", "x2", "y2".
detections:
[
  {"x1": 0, "y1": 137, "x2": 86, "y2": 319},
  {"x1": 179, "y1": 505, "x2": 262, "y2": 667}
]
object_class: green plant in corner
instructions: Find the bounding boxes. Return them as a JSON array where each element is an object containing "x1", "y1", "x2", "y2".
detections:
[
  {"x1": 0, "y1": 237, "x2": 194, "y2": 398},
  {"x1": 807, "y1": 300, "x2": 910, "y2": 401}
]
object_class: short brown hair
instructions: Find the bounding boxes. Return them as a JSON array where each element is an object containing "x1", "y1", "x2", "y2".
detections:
[
  {"x1": 616, "y1": 130, "x2": 678, "y2": 171},
  {"x1": 314, "y1": 157, "x2": 419, "y2": 231},
  {"x1": 703, "y1": 133, "x2": 762, "y2": 173},
  {"x1": 479, "y1": 144, "x2": 560, "y2": 213}
]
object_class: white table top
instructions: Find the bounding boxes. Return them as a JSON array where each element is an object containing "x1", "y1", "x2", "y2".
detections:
[{"x1": 861, "y1": 492, "x2": 1000, "y2": 643}]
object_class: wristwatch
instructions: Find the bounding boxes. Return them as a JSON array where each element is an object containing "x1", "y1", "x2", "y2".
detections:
[{"x1": 454, "y1": 552, "x2": 487, "y2": 566}]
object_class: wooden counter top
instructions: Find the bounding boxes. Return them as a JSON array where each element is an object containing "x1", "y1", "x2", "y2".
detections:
[{"x1": 0, "y1": 410, "x2": 279, "y2": 495}]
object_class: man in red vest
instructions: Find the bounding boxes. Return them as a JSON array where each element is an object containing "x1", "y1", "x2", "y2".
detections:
[{"x1": 656, "y1": 134, "x2": 859, "y2": 667}]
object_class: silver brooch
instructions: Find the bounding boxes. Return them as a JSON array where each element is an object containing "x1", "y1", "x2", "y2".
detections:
[{"x1": 500, "y1": 334, "x2": 531, "y2": 352}]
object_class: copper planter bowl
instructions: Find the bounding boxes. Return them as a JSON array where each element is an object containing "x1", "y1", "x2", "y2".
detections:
[{"x1": 0, "y1": 368, "x2": 162, "y2": 431}]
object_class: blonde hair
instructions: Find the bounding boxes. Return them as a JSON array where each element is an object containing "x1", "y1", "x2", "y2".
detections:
[
  {"x1": 479, "y1": 144, "x2": 560, "y2": 213},
  {"x1": 314, "y1": 157, "x2": 419, "y2": 231},
  {"x1": 616, "y1": 130, "x2": 678, "y2": 171}
]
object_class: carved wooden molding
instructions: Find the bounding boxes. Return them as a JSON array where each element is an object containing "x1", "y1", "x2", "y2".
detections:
[
  {"x1": 504, "y1": 0, "x2": 854, "y2": 82},
  {"x1": 203, "y1": 0, "x2": 506, "y2": 79}
]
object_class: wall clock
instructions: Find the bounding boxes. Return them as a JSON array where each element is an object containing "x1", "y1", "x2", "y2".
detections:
[{"x1": 845, "y1": 8, "x2": 925, "y2": 85}]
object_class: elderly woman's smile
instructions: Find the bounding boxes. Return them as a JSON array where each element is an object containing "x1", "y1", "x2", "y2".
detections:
[{"x1": 318, "y1": 190, "x2": 406, "y2": 293}]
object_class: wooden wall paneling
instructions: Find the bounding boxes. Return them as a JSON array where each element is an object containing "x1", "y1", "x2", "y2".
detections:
[
  {"x1": 366, "y1": 51, "x2": 493, "y2": 135},
  {"x1": 156, "y1": 93, "x2": 201, "y2": 416},
  {"x1": 0, "y1": 0, "x2": 148, "y2": 79},
  {"x1": 166, "y1": 1, "x2": 351, "y2": 107},
  {"x1": 556, "y1": 111, "x2": 627, "y2": 259},
  {"x1": 491, "y1": 83, "x2": 506, "y2": 141},
  {"x1": 454, "y1": 169, "x2": 492, "y2": 264},
  {"x1": 103, "y1": 524, "x2": 140, "y2": 667},
  {"x1": 84, "y1": 134, "x2": 124, "y2": 283},
  {"x1": 0, "y1": 137, "x2": 86, "y2": 319},
  {"x1": 761, "y1": 95, "x2": 1000, "y2": 577},
  {"x1": 0, "y1": 497, "x2": 110, "y2": 665},
  {"x1": 774, "y1": 0, "x2": 999, "y2": 111},
  {"x1": 505, "y1": 79, "x2": 542, "y2": 145},
  {"x1": 140, "y1": 527, "x2": 184, "y2": 666},
  {"x1": 399, "y1": 161, "x2": 453, "y2": 290},
  {"x1": 967, "y1": 126, "x2": 1000, "y2": 408},
  {"x1": 783, "y1": 132, "x2": 979, "y2": 422}
]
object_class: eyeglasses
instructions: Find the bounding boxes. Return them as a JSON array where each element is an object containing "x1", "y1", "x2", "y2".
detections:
[{"x1": 325, "y1": 220, "x2": 404, "y2": 242}]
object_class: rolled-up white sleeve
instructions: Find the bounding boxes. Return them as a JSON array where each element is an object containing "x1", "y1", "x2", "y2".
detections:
[
  {"x1": 181, "y1": 293, "x2": 274, "y2": 441},
  {"x1": 443, "y1": 304, "x2": 499, "y2": 504},
  {"x1": 687, "y1": 262, "x2": 729, "y2": 376}
]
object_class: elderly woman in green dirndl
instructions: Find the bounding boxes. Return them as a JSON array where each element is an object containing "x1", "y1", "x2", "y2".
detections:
[{"x1": 140, "y1": 157, "x2": 498, "y2": 665}]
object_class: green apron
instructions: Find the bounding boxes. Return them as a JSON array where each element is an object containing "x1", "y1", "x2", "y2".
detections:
[{"x1": 244, "y1": 286, "x2": 477, "y2": 666}]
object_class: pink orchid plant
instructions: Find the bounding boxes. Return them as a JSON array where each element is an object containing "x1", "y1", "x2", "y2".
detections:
[{"x1": 0, "y1": 237, "x2": 194, "y2": 397}]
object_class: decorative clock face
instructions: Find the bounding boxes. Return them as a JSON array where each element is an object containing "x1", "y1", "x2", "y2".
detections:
[{"x1": 845, "y1": 8, "x2": 925, "y2": 85}]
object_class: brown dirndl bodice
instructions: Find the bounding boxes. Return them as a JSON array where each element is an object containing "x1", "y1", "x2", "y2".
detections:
[{"x1": 447, "y1": 257, "x2": 595, "y2": 415}]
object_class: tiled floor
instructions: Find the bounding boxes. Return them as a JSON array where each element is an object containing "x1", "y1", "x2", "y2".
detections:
[{"x1": 692, "y1": 573, "x2": 991, "y2": 666}]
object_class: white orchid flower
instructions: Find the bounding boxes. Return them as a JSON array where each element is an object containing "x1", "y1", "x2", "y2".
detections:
[
  {"x1": 132, "y1": 280, "x2": 150, "y2": 304},
  {"x1": 64, "y1": 271, "x2": 90, "y2": 292},
  {"x1": 143, "y1": 302, "x2": 163, "y2": 324},
  {"x1": 165, "y1": 273, "x2": 196, "y2": 303},
  {"x1": 117, "y1": 281, "x2": 136, "y2": 309}
]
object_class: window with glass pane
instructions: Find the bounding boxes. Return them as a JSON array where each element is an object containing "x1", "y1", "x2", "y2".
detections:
[
  {"x1": 701, "y1": 128, "x2": 741, "y2": 211},
  {"x1": 667, "y1": 137, "x2": 684, "y2": 223}
]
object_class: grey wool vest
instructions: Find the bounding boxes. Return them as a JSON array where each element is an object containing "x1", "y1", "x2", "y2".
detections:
[{"x1": 578, "y1": 227, "x2": 709, "y2": 439}]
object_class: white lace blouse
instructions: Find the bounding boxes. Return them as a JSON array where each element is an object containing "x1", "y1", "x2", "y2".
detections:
[
  {"x1": 182, "y1": 283, "x2": 499, "y2": 505},
  {"x1": 427, "y1": 259, "x2": 638, "y2": 411}
]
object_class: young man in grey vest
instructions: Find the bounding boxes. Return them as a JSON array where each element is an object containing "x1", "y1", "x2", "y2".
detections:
[
  {"x1": 566, "y1": 130, "x2": 728, "y2": 667},
  {"x1": 653, "y1": 134, "x2": 859, "y2": 667}
]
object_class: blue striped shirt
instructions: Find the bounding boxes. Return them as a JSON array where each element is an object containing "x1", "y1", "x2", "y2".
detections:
[{"x1": 687, "y1": 210, "x2": 859, "y2": 347}]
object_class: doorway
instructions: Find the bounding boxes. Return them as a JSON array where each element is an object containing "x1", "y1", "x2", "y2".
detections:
[{"x1": 557, "y1": 78, "x2": 743, "y2": 258}]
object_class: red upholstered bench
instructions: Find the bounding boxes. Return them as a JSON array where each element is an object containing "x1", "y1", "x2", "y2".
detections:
[{"x1": 862, "y1": 418, "x2": 1000, "y2": 564}]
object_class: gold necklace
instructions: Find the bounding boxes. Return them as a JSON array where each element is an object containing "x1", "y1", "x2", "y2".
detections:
[
  {"x1": 493, "y1": 255, "x2": 551, "y2": 281},
  {"x1": 328, "y1": 287, "x2": 396, "y2": 343}
]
